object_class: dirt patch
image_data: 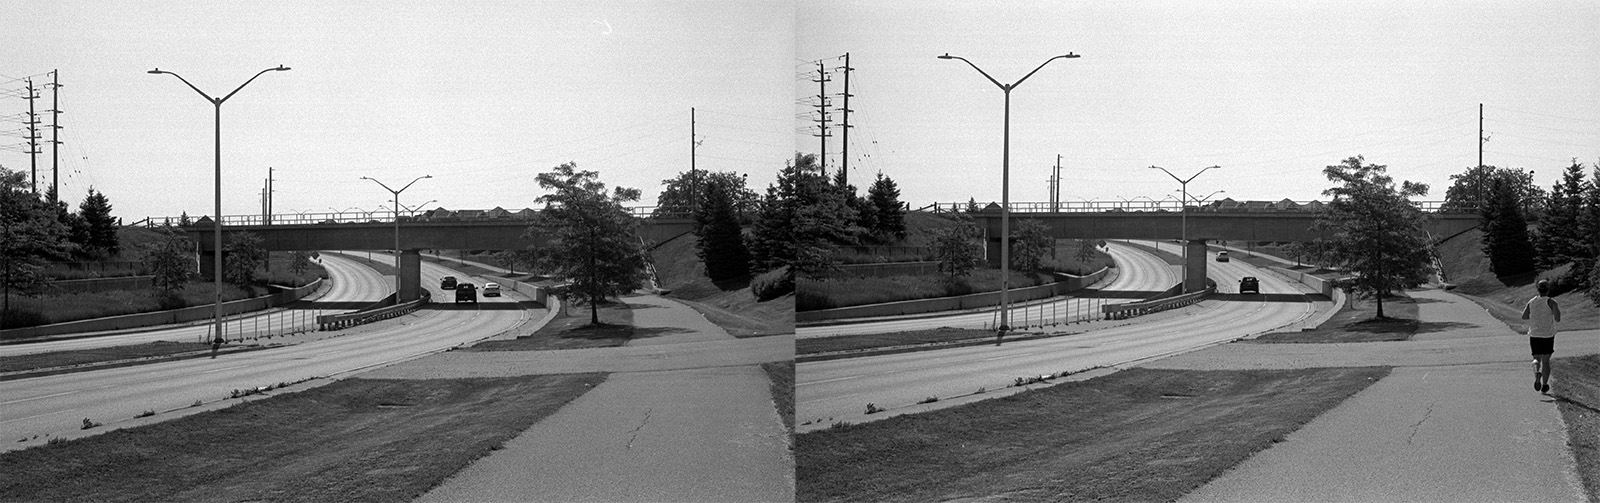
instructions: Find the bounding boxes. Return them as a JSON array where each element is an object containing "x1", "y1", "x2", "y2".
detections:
[
  {"x1": 0, "y1": 374, "x2": 605, "y2": 502},
  {"x1": 796, "y1": 366, "x2": 1389, "y2": 503}
]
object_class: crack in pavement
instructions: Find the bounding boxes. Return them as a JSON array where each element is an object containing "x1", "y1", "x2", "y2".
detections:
[
  {"x1": 626, "y1": 407, "x2": 653, "y2": 450},
  {"x1": 1407, "y1": 401, "x2": 1435, "y2": 445}
]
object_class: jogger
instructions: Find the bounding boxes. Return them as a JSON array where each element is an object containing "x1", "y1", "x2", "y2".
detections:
[{"x1": 1521, "y1": 280, "x2": 1562, "y2": 393}]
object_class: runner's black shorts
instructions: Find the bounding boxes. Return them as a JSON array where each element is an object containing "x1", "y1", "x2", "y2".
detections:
[{"x1": 1530, "y1": 337, "x2": 1554, "y2": 356}]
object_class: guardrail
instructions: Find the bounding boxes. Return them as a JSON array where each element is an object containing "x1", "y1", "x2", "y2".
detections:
[
  {"x1": 317, "y1": 291, "x2": 431, "y2": 331},
  {"x1": 919, "y1": 200, "x2": 1478, "y2": 214},
  {"x1": 1102, "y1": 284, "x2": 1215, "y2": 320},
  {"x1": 140, "y1": 206, "x2": 692, "y2": 228}
]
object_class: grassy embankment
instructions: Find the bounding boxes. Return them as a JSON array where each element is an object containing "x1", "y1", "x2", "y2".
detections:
[
  {"x1": 0, "y1": 373, "x2": 605, "y2": 502},
  {"x1": 797, "y1": 367, "x2": 1389, "y2": 502}
]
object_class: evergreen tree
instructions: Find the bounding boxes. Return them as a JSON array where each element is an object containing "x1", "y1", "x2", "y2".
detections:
[
  {"x1": 1533, "y1": 160, "x2": 1588, "y2": 270},
  {"x1": 695, "y1": 175, "x2": 751, "y2": 282},
  {"x1": 867, "y1": 172, "x2": 906, "y2": 240},
  {"x1": 747, "y1": 153, "x2": 854, "y2": 279},
  {"x1": 1, "y1": 167, "x2": 70, "y2": 324},
  {"x1": 1312, "y1": 156, "x2": 1434, "y2": 319},
  {"x1": 1482, "y1": 177, "x2": 1536, "y2": 277},
  {"x1": 78, "y1": 188, "x2": 119, "y2": 259},
  {"x1": 528, "y1": 162, "x2": 649, "y2": 325}
]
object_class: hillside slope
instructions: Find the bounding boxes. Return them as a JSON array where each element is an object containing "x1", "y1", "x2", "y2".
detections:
[
  {"x1": 1436, "y1": 227, "x2": 1598, "y2": 332},
  {"x1": 650, "y1": 231, "x2": 793, "y2": 336}
]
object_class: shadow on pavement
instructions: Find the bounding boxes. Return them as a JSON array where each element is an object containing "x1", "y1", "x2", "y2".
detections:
[
  {"x1": 632, "y1": 326, "x2": 695, "y2": 340},
  {"x1": 1211, "y1": 293, "x2": 1310, "y2": 303},
  {"x1": 1413, "y1": 321, "x2": 1483, "y2": 334}
]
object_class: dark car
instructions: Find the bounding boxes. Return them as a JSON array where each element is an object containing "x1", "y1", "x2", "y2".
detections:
[
  {"x1": 1239, "y1": 276, "x2": 1260, "y2": 294},
  {"x1": 1216, "y1": 251, "x2": 1230, "y2": 262},
  {"x1": 455, "y1": 283, "x2": 477, "y2": 303},
  {"x1": 440, "y1": 276, "x2": 458, "y2": 290}
]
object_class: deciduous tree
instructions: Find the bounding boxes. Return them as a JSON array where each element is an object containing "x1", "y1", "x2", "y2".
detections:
[
  {"x1": 931, "y1": 216, "x2": 981, "y2": 283},
  {"x1": 1312, "y1": 156, "x2": 1434, "y2": 319},
  {"x1": 1010, "y1": 219, "x2": 1052, "y2": 273},
  {"x1": 223, "y1": 232, "x2": 266, "y2": 287},
  {"x1": 527, "y1": 162, "x2": 649, "y2": 325},
  {"x1": 142, "y1": 226, "x2": 196, "y2": 293}
]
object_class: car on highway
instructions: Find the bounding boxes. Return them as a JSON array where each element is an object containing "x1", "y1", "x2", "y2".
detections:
[
  {"x1": 483, "y1": 282, "x2": 501, "y2": 297},
  {"x1": 1216, "y1": 251, "x2": 1230, "y2": 262},
  {"x1": 455, "y1": 283, "x2": 477, "y2": 303},
  {"x1": 1239, "y1": 276, "x2": 1260, "y2": 294},
  {"x1": 440, "y1": 276, "x2": 458, "y2": 289}
]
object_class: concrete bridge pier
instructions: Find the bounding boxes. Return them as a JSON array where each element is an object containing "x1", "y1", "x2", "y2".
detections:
[
  {"x1": 1185, "y1": 239, "x2": 1209, "y2": 293},
  {"x1": 398, "y1": 250, "x2": 422, "y2": 303}
]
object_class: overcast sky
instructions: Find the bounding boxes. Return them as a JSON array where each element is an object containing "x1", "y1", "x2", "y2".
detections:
[
  {"x1": 2, "y1": 1, "x2": 792, "y2": 221},
  {"x1": 3, "y1": 2, "x2": 1596, "y2": 222},
  {"x1": 798, "y1": 1, "x2": 1599, "y2": 208}
]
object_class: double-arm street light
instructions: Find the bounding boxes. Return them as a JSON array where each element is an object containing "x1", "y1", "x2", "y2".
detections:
[
  {"x1": 362, "y1": 175, "x2": 432, "y2": 297},
  {"x1": 1186, "y1": 189, "x2": 1227, "y2": 206},
  {"x1": 939, "y1": 52, "x2": 1079, "y2": 336},
  {"x1": 1149, "y1": 165, "x2": 1222, "y2": 288},
  {"x1": 149, "y1": 65, "x2": 290, "y2": 347}
]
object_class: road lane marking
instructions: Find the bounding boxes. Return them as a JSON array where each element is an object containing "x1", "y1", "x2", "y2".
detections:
[
  {"x1": 799, "y1": 375, "x2": 862, "y2": 386},
  {"x1": 0, "y1": 409, "x2": 73, "y2": 424},
  {"x1": 198, "y1": 364, "x2": 251, "y2": 374},
  {"x1": 0, "y1": 390, "x2": 77, "y2": 405}
]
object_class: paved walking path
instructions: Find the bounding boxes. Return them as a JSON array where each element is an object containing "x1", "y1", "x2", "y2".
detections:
[
  {"x1": 1147, "y1": 287, "x2": 1597, "y2": 502},
  {"x1": 362, "y1": 293, "x2": 794, "y2": 502}
]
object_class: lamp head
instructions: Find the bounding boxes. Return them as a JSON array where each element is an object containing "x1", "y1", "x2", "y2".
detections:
[
  {"x1": 273, "y1": 66, "x2": 291, "y2": 71},
  {"x1": 147, "y1": 69, "x2": 165, "y2": 74},
  {"x1": 937, "y1": 53, "x2": 955, "y2": 59},
  {"x1": 1061, "y1": 53, "x2": 1081, "y2": 58}
]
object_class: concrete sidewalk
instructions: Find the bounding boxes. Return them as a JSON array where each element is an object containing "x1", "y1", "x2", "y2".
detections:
[
  {"x1": 1150, "y1": 288, "x2": 1592, "y2": 502},
  {"x1": 368, "y1": 293, "x2": 793, "y2": 502}
]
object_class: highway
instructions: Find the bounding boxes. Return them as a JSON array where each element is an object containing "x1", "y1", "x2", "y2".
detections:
[
  {"x1": 796, "y1": 246, "x2": 1320, "y2": 430},
  {"x1": 796, "y1": 240, "x2": 1182, "y2": 338},
  {"x1": 1, "y1": 254, "x2": 535, "y2": 449},
  {"x1": 0, "y1": 252, "x2": 391, "y2": 357}
]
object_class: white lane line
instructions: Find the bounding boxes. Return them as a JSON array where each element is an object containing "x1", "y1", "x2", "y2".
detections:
[
  {"x1": 198, "y1": 364, "x2": 251, "y2": 374},
  {"x1": 0, "y1": 390, "x2": 78, "y2": 405},
  {"x1": 799, "y1": 375, "x2": 863, "y2": 386}
]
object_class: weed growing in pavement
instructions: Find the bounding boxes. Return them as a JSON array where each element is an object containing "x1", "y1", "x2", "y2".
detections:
[
  {"x1": 80, "y1": 418, "x2": 100, "y2": 430},
  {"x1": 865, "y1": 403, "x2": 884, "y2": 415},
  {"x1": 918, "y1": 396, "x2": 939, "y2": 404},
  {"x1": 46, "y1": 437, "x2": 66, "y2": 445},
  {"x1": 975, "y1": 387, "x2": 986, "y2": 394},
  {"x1": 191, "y1": 400, "x2": 203, "y2": 407},
  {"x1": 829, "y1": 421, "x2": 853, "y2": 430},
  {"x1": 135, "y1": 410, "x2": 156, "y2": 418}
]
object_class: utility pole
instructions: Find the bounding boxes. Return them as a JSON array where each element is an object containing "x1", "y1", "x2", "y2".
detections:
[
  {"x1": 838, "y1": 52, "x2": 853, "y2": 185},
  {"x1": 23, "y1": 79, "x2": 40, "y2": 195},
  {"x1": 266, "y1": 166, "x2": 275, "y2": 224},
  {"x1": 49, "y1": 70, "x2": 61, "y2": 204},
  {"x1": 690, "y1": 107, "x2": 696, "y2": 217},
  {"x1": 812, "y1": 61, "x2": 831, "y2": 175},
  {"x1": 1478, "y1": 103, "x2": 1483, "y2": 169},
  {"x1": 1054, "y1": 154, "x2": 1062, "y2": 211}
]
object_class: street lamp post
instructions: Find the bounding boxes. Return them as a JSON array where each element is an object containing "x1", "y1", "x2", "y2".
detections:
[
  {"x1": 361, "y1": 175, "x2": 432, "y2": 298},
  {"x1": 1186, "y1": 189, "x2": 1227, "y2": 206},
  {"x1": 149, "y1": 65, "x2": 290, "y2": 347},
  {"x1": 1149, "y1": 165, "x2": 1221, "y2": 291},
  {"x1": 939, "y1": 52, "x2": 1079, "y2": 338}
]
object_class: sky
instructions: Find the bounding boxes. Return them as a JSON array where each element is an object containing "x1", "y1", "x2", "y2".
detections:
[
  {"x1": 1, "y1": 1, "x2": 793, "y2": 222},
  {"x1": 797, "y1": 1, "x2": 1600, "y2": 209},
  {"x1": 3, "y1": 2, "x2": 1597, "y2": 223}
]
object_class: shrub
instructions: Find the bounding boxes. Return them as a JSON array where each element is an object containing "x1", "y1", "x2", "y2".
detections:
[{"x1": 750, "y1": 266, "x2": 793, "y2": 301}]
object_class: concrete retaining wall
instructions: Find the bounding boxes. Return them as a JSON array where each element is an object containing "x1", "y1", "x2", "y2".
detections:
[
  {"x1": 824, "y1": 261, "x2": 941, "y2": 279},
  {"x1": 1103, "y1": 284, "x2": 1214, "y2": 320},
  {"x1": 797, "y1": 267, "x2": 1109, "y2": 323},
  {"x1": 1267, "y1": 266, "x2": 1336, "y2": 296},
  {"x1": 317, "y1": 291, "x2": 429, "y2": 331},
  {"x1": 0, "y1": 278, "x2": 324, "y2": 340}
]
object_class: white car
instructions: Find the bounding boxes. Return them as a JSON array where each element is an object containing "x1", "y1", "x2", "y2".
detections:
[{"x1": 482, "y1": 282, "x2": 501, "y2": 297}]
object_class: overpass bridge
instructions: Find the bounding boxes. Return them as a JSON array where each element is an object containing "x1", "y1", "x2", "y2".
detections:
[
  {"x1": 158, "y1": 209, "x2": 695, "y2": 303},
  {"x1": 945, "y1": 200, "x2": 1479, "y2": 293}
]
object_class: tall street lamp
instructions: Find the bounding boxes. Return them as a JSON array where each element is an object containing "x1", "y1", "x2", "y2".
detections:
[
  {"x1": 1149, "y1": 165, "x2": 1221, "y2": 289},
  {"x1": 361, "y1": 175, "x2": 431, "y2": 297},
  {"x1": 149, "y1": 65, "x2": 290, "y2": 347},
  {"x1": 939, "y1": 52, "x2": 1079, "y2": 337}
]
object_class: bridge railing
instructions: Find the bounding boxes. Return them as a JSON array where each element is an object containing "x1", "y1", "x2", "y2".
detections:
[
  {"x1": 920, "y1": 200, "x2": 1479, "y2": 214},
  {"x1": 140, "y1": 205, "x2": 692, "y2": 228}
]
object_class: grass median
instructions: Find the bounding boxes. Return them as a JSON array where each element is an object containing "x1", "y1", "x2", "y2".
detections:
[
  {"x1": 797, "y1": 366, "x2": 1389, "y2": 503},
  {"x1": 466, "y1": 301, "x2": 634, "y2": 351},
  {"x1": 1553, "y1": 354, "x2": 1600, "y2": 501},
  {"x1": 0, "y1": 373, "x2": 605, "y2": 502},
  {"x1": 0, "y1": 341, "x2": 214, "y2": 375}
]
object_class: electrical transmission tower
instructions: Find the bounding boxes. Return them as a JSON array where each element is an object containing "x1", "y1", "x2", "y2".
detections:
[
  {"x1": 23, "y1": 78, "x2": 41, "y2": 195},
  {"x1": 836, "y1": 53, "x2": 853, "y2": 186},
  {"x1": 812, "y1": 61, "x2": 831, "y2": 175}
]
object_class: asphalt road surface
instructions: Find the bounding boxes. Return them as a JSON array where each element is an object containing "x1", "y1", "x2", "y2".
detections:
[
  {"x1": 0, "y1": 252, "x2": 390, "y2": 356},
  {"x1": 1, "y1": 257, "x2": 535, "y2": 449},
  {"x1": 797, "y1": 241, "x2": 1181, "y2": 338},
  {"x1": 796, "y1": 244, "x2": 1319, "y2": 429}
]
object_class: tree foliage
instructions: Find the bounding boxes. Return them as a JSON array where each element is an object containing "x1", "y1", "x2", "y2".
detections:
[
  {"x1": 77, "y1": 188, "x2": 119, "y2": 259},
  {"x1": 1534, "y1": 160, "x2": 1591, "y2": 273},
  {"x1": 1312, "y1": 156, "x2": 1434, "y2": 319},
  {"x1": 748, "y1": 153, "x2": 855, "y2": 280},
  {"x1": 142, "y1": 226, "x2": 196, "y2": 292},
  {"x1": 931, "y1": 216, "x2": 981, "y2": 282},
  {"x1": 1443, "y1": 164, "x2": 1543, "y2": 215},
  {"x1": 1, "y1": 167, "x2": 70, "y2": 320},
  {"x1": 653, "y1": 169, "x2": 758, "y2": 220},
  {"x1": 866, "y1": 172, "x2": 906, "y2": 240},
  {"x1": 695, "y1": 174, "x2": 751, "y2": 282},
  {"x1": 1481, "y1": 176, "x2": 1536, "y2": 277},
  {"x1": 223, "y1": 232, "x2": 267, "y2": 287},
  {"x1": 527, "y1": 162, "x2": 648, "y2": 325},
  {"x1": 1009, "y1": 219, "x2": 1052, "y2": 273}
]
